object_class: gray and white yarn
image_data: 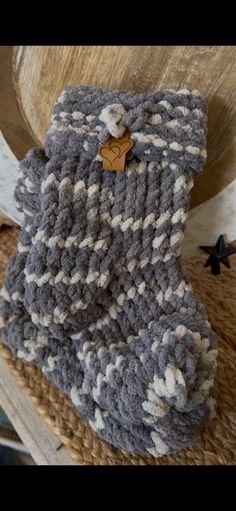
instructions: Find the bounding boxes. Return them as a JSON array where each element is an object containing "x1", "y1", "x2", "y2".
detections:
[{"x1": 0, "y1": 85, "x2": 217, "y2": 457}]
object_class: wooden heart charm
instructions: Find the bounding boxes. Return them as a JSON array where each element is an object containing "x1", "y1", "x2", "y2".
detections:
[
  {"x1": 110, "y1": 139, "x2": 133, "y2": 158},
  {"x1": 99, "y1": 131, "x2": 134, "y2": 171},
  {"x1": 100, "y1": 146, "x2": 120, "y2": 166}
]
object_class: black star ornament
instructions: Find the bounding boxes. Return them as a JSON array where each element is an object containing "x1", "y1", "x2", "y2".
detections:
[{"x1": 200, "y1": 234, "x2": 236, "y2": 275}]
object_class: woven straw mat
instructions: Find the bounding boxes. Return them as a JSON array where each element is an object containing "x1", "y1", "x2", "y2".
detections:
[{"x1": 0, "y1": 226, "x2": 235, "y2": 465}]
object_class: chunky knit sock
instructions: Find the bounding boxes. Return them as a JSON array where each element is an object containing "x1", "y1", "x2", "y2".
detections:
[{"x1": 0, "y1": 86, "x2": 217, "y2": 456}]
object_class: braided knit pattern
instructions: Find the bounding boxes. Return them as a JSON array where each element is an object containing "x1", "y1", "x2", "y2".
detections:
[{"x1": 0, "y1": 86, "x2": 217, "y2": 457}]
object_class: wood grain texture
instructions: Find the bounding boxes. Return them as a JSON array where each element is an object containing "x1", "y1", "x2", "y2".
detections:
[
  {"x1": 0, "y1": 46, "x2": 35, "y2": 160},
  {"x1": 0, "y1": 356, "x2": 77, "y2": 465},
  {"x1": 12, "y1": 45, "x2": 236, "y2": 208}
]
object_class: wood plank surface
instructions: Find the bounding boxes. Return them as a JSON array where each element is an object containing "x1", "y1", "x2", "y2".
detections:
[
  {"x1": 0, "y1": 356, "x2": 77, "y2": 465},
  {"x1": 0, "y1": 46, "x2": 35, "y2": 160},
  {"x1": 13, "y1": 45, "x2": 236, "y2": 207}
]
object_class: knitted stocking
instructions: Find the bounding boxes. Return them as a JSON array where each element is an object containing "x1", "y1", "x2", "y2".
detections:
[{"x1": 0, "y1": 86, "x2": 217, "y2": 457}]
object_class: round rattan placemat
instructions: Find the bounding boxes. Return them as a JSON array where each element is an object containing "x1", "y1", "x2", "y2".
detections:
[{"x1": 0, "y1": 226, "x2": 236, "y2": 465}]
